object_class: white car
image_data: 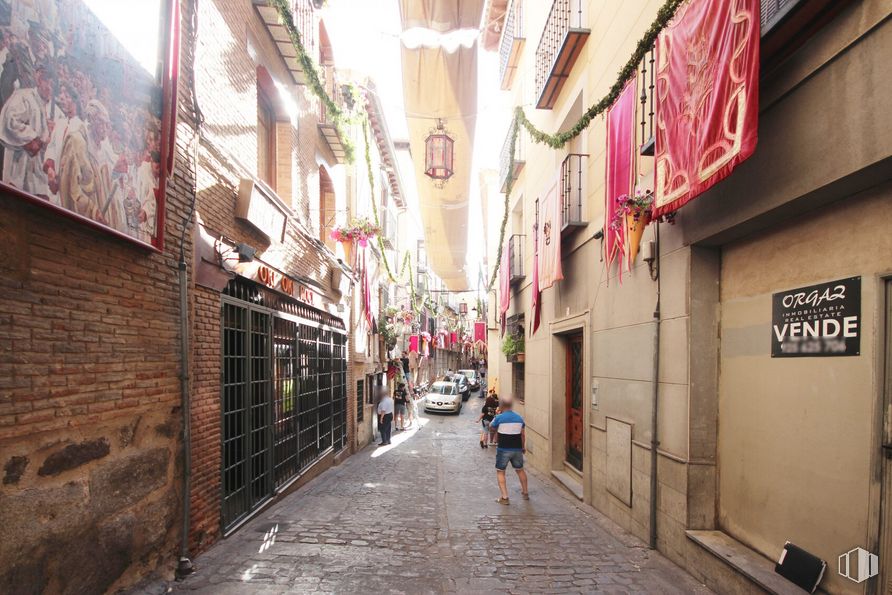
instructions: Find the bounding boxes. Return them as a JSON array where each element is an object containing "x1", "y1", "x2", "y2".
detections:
[
  {"x1": 424, "y1": 381, "x2": 462, "y2": 414},
  {"x1": 458, "y1": 369, "x2": 479, "y2": 391}
]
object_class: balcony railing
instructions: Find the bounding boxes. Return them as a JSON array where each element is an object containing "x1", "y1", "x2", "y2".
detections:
[
  {"x1": 534, "y1": 0, "x2": 590, "y2": 110},
  {"x1": 560, "y1": 153, "x2": 587, "y2": 232},
  {"x1": 509, "y1": 234, "x2": 525, "y2": 284},
  {"x1": 318, "y1": 66, "x2": 349, "y2": 163},
  {"x1": 498, "y1": 0, "x2": 525, "y2": 90},
  {"x1": 381, "y1": 205, "x2": 397, "y2": 250},
  {"x1": 253, "y1": 0, "x2": 317, "y2": 85},
  {"x1": 499, "y1": 120, "x2": 525, "y2": 193}
]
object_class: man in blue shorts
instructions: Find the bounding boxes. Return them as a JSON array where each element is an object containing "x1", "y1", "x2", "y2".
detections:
[{"x1": 489, "y1": 397, "x2": 529, "y2": 504}]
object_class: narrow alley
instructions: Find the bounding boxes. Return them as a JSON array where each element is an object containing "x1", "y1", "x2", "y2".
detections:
[{"x1": 159, "y1": 396, "x2": 709, "y2": 594}]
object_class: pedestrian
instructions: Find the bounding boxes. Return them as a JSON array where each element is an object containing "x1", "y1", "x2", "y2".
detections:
[
  {"x1": 477, "y1": 389, "x2": 499, "y2": 448},
  {"x1": 490, "y1": 397, "x2": 529, "y2": 504},
  {"x1": 394, "y1": 382, "x2": 409, "y2": 431},
  {"x1": 377, "y1": 389, "x2": 394, "y2": 446},
  {"x1": 400, "y1": 351, "x2": 410, "y2": 377},
  {"x1": 407, "y1": 382, "x2": 419, "y2": 429}
]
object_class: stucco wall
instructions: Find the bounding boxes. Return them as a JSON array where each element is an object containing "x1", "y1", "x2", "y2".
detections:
[{"x1": 718, "y1": 183, "x2": 890, "y2": 594}]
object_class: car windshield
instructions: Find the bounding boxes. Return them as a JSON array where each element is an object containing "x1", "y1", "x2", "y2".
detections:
[
  {"x1": 459, "y1": 370, "x2": 476, "y2": 380},
  {"x1": 429, "y1": 383, "x2": 456, "y2": 395}
]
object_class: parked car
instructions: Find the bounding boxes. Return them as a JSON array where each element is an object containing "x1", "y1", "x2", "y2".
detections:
[
  {"x1": 424, "y1": 381, "x2": 462, "y2": 414},
  {"x1": 458, "y1": 369, "x2": 479, "y2": 391},
  {"x1": 452, "y1": 373, "x2": 471, "y2": 401}
]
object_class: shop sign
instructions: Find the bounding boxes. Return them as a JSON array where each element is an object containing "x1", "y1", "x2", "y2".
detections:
[
  {"x1": 236, "y1": 179, "x2": 287, "y2": 242},
  {"x1": 771, "y1": 277, "x2": 860, "y2": 357}
]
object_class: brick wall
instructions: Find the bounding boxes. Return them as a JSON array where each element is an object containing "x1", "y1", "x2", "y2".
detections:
[
  {"x1": 0, "y1": 2, "x2": 197, "y2": 592},
  {"x1": 185, "y1": 0, "x2": 356, "y2": 555}
]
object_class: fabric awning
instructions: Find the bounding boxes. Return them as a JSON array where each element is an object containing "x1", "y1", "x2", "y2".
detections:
[
  {"x1": 401, "y1": 43, "x2": 477, "y2": 290},
  {"x1": 398, "y1": 0, "x2": 485, "y2": 32}
]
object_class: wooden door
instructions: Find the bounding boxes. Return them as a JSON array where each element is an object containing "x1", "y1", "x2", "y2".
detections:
[{"x1": 565, "y1": 333, "x2": 584, "y2": 471}]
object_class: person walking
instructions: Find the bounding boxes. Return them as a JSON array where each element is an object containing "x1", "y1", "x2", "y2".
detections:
[
  {"x1": 490, "y1": 397, "x2": 529, "y2": 504},
  {"x1": 477, "y1": 390, "x2": 499, "y2": 448},
  {"x1": 393, "y1": 382, "x2": 409, "y2": 431},
  {"x1": 377, "y1": 389, "x2": 394, "y2": 446}
]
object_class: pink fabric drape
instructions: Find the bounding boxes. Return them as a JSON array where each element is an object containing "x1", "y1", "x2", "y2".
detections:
[
  {"x1": 604, "y1": 77, "x2": 637, "y2": 282},
  {"x1": 498, "y1": 236, "x2": 511, "y2": 336},
  {"x1": 531, "y1": 219, "x2": 541, "y2": 335},
  {"x1": 409, "y1": 335, "x2": 419, "y2": 353},
  {"x1": 652, "y1": 0, "x2": 759, "y2": 217},
  {"x1": 537, "y1": 177, "x2": 563, "y2": 291}
]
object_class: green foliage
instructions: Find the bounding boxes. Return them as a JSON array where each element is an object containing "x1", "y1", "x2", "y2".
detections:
[
  {"x1": 486, "y1": 0, "x2": 686, "y2": 292},
  {"x1": 267, "y1": 0, "x2": 356, "y2": 161},
  {"x1": 501, "y1": 333, "x2": 524, "y2": 358}
]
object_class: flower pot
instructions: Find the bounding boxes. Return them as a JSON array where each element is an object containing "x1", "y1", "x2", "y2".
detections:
[
  {"x1": 340, "y1": 240, "x2": 353, "y2": 268},
  {"x1": 626, "y1": 210, "x2": 651, "y2": 265},
  {"x1": 515, "y1": 353, "x2": 525, "y2": 363}
]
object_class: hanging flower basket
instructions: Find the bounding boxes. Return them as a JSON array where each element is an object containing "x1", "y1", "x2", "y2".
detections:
[{"x1": 330, "y1": 217, "x2": 381, "y2": 248}]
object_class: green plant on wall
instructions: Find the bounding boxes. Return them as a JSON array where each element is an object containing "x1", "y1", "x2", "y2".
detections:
[{"x1": 502, "y1": 333, "x2": 525, "y2": 358}]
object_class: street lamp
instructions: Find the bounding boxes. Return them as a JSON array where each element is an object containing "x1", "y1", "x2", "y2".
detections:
[{"x1": 424, "y1": 119, "x2": 454, "y2": 188}]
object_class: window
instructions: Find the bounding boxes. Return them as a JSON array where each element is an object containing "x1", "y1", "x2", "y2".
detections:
[
  {"x1": 513, "y1": 362, "x2": 525, "y2": 403},
  {"x1": 257, "y1": 90, "x2": 276, "y2": 189}
]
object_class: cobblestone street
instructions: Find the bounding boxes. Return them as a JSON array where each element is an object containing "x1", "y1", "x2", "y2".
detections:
[{"x1": 161, "y1": 396, "x2": 710, "y2": 594}]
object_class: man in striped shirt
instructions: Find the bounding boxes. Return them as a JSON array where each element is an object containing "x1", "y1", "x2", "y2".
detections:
[{"x1": 490, "y1": 398, "x2": 529, "y2": 504}]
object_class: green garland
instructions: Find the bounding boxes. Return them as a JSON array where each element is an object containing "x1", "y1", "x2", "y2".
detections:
[
  {"x1": 486, "y1": 0, "x2": 685, "y2": 291},
  {"x1": 268, "y1": 0, "x2": 356, "y2": 162}
]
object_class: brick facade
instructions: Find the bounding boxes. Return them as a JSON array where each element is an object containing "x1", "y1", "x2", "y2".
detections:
[{"x1": 0, "y1": 0, "x2": 361, "y2": 591}]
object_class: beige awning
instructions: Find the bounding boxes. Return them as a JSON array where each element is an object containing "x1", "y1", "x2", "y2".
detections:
[
  {"x1": 401, "y1": 43, "x2": 477, "y2": 290},
  {"x1": 398, "y1": 0, "x2": 485, "y2": 32}
]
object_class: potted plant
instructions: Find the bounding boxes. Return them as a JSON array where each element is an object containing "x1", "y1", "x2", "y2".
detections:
[{"x1": 502, "y1": 333, "x2": 525, "y2": 363}]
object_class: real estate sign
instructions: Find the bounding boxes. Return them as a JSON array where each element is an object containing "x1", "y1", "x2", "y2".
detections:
[{"x1": 771, "y1": 277, "x2": 861, "y2": 357}]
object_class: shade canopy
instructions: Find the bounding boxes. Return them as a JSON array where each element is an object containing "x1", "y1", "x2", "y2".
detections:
[
  {"x1": 398, "y1": 0, "x2": 485, "y2": 32},
  {"x1": 401, "y1": 43, "x2": 477, "y2": 290}
]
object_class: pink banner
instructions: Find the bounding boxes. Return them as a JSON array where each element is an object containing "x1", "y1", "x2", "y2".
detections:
[
  {"x1": 474, "y1": 321, "x2": 486, "y2": 342},
  {"x1": 409, "y1": 334, "x2": 419, "y2": 353},
  {"x1": 652, "y1": 0, "x2": 759, "y2": 217},
  {"x1": 499, "y1": 236, "x2": 511, "y2": 335},
  {"x1": 537, "y1": 177, "x2": 563, "y2": 291},
  {"x1": 604, "y1": 77, "x2": 637, "y2": 281},
  {"x1": 531, "y1": 217, "x2": 541, "y2": 335},
  {"x1": 450, "y1": 332, "x2": 457, "y2": 345}
]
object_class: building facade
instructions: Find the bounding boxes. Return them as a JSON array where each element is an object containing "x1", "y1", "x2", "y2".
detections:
[{"x1": 485, "y1": 0, "x2": 892, "y2": 592}]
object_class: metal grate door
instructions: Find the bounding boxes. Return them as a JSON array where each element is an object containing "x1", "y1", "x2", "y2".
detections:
[
  {"x1": 298, "y1": 323, "x2": 319, "y2": 470},
  {"x1": 221, "y1": 300, "x2": 272, "y2": 531},
  {"x1": 273, "y1": 316, "x2": 299, "y2": 488}
]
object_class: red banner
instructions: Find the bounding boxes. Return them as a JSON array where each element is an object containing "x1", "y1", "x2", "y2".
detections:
[
  {"x1": 604, "y1": 77, "x2": 637, "y2": 281},
  {"x1": 531, "y1": 217, "x2": 541, "y2": 335},
  {"x1": 652, "y1": 0, "x2": 759, "y2": 217},
  {"x1": 409, "y1": 334, "x2": 419, "y2": 353},
  {"x1": 450, "y1": 331, "x2": 458, "y2": 345},
  {"x1": 474, "y1": 321, "x2": 486, "y2": 342}
]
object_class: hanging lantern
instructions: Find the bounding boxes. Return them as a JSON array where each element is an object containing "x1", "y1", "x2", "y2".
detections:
[{"x1": 424, "y1": 119, "x2": 454, "y2": 187}]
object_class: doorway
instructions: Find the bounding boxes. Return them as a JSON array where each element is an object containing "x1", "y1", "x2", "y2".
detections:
[
  {"x1": 565, "y1": 333, "x2": 584, "y2": 471},
  {"x1": 880, "y1": 279, "x2": 892, "y2": 591}
]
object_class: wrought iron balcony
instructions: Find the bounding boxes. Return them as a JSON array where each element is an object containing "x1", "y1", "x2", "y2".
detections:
[
  {"x1": 499, "y1": 120, "x2": 525, "y2": 193},
  {"x1": 498, "y1": 0, "x2": 525, "y2": 90},
  {"x1": 509, "y1": 234, "x2": 525, "y2": 284},
  {"x1": 253, "y1": 0, "x2": 317, "y2": 85},
  {"x1": 560, "y1": 153, "x2": 587, "y2": 232},
  {"x1": 318, "y1": 66, "x2": 349, "y2": 163},
  {"x1": 534, "y1": 0, "x2": 590, "y2": 110},
  {"x1": 381, "y1": 205, "x2": 397, "y2": 250}
]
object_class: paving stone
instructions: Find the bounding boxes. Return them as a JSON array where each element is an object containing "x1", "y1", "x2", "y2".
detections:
[{"x1": 149, "y1": 398, "x2": 710, "y2": 594}]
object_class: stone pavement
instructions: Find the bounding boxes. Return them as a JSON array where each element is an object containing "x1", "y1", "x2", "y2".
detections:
[{"x1": 157, "y1": 395, "x2": 711, "y2": 594}]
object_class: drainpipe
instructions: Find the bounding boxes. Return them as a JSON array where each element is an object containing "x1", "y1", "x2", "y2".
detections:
[
  {"x1": 648, "y1": 222, "x2": 661, "y2": 550},
  {"x1": 176, "y1": 0, "x2": 204, "y2": 579}
]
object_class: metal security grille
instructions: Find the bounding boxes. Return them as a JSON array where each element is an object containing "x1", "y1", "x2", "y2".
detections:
[
  {"x1": 298, "y1": 322, "x2": 320, "y2": 471},
  {"x1": 356, "y1": 379, "x2": 365, "y2": 422},
  {"x1": 221, "y1": 278, "x2": 346, "y2": 532},
  {"x1": 222, "y1": 302, "x2": 249, "y2": 528},
  {"x1": 273, "y1": 317, "x2": 299, "y2": 488},
  {"x1": 333, "y1": 334, "x2": 347, "y2": 449}
]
